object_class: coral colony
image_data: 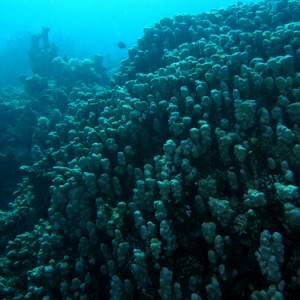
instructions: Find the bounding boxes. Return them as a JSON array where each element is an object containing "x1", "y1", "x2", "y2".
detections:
[{"x1": 1, "y1": 0, "x2": 300, "y2": 299}]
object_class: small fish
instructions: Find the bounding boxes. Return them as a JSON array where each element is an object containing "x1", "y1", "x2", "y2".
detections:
[{"x1": 117, "y1": 41, "x2": 127, "y2": 49}]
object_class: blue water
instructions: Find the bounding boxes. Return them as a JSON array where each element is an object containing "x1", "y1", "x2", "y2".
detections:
[{"x1": 0, "y1": 0, "x2": 257, "y2": 86}]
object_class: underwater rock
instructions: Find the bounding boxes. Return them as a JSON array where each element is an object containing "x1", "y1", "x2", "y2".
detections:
[{"x1": 21, "y1": 74, "x2": 48, "y2": 95}]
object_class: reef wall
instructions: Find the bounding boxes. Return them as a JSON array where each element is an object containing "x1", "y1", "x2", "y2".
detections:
[{"x1": 1, "y1": 0, "x2": 300, "y2": 299}]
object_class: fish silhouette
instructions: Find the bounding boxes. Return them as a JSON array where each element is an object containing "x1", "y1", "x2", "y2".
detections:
[{"x1": 117, "y1": 41, "x2": 127, "y2": 49}]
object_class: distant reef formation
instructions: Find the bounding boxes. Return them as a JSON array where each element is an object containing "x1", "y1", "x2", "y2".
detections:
[{"x1": 1, "y1": 0, "x2": 300, "y2": 299}]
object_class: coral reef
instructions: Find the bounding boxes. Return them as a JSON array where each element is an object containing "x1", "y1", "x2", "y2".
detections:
[
  {"x1": 1, "y1": 0, "x2": 300, "y2": 299},
  {"x1": 28, "y1": 27, "x2": 110, "y2": 90}
]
